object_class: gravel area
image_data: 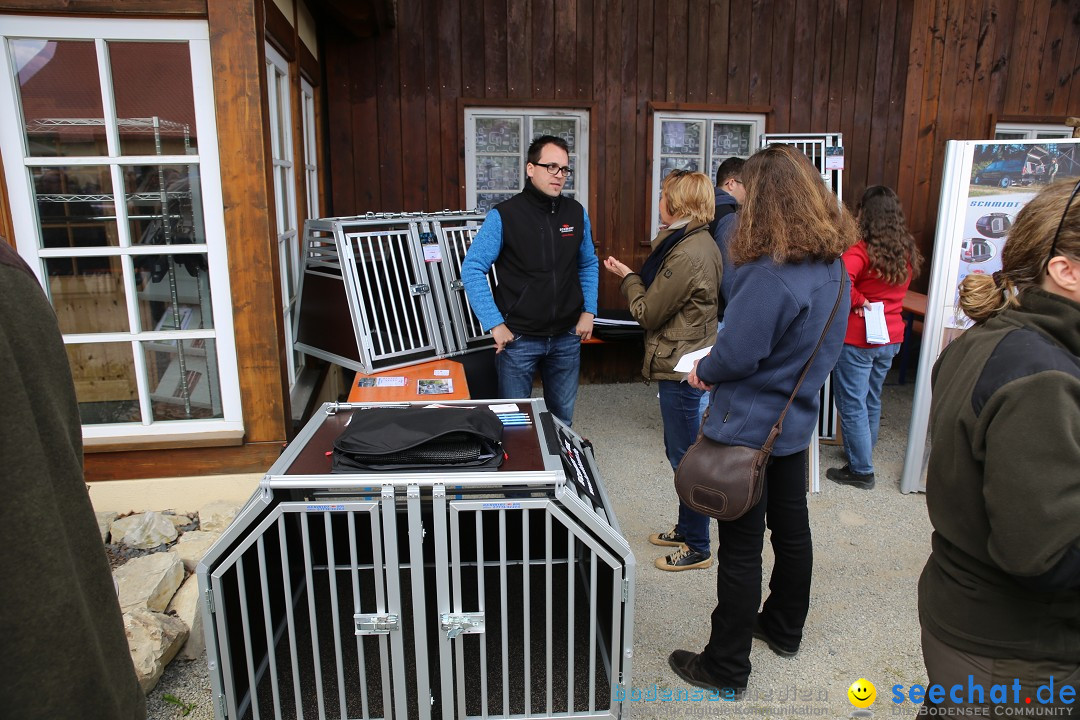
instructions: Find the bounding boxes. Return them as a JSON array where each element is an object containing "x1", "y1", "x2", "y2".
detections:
[{"x1": 150, "y1": 375, "x2": 930, "y2": 719}]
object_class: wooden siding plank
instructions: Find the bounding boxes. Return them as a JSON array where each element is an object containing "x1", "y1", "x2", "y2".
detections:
[
  {"x1": 532, "y1": 0, "x2": 556, "y2": 98},
  {"x1": 652, "y1": 0, "x2": 670, "y2": 101},
  {"x1": 706, "y1": 0, "x2": 731, "y2": 103},
  {"x1": 966, "y1": 0, "x2": 998, "y2": 139},
  {"x1": 594, "y1": 0, "x2": 610, "y2": 250},
  {"x1": 324, "y1": 33, "x2": 352, "y2": 214},
  {"x1": 1018, "y1": 0, "x2": 1053, "y2": 114},
  {"x1": 908, "y1": 0, "x2": 948, "y2": 245},
  {"x1": 883, "y1": 0, "x2": 915, "y2": 187},
  {"x1": 727, "y1": 1, "x2": 751, "y2": 104},
  {"x1": 838, "y1": 0, "x2": 863, "y2": 158},
  {"x1": 810, "y1": 0, "x2": 834, "y2": 131},
  {"x1": 375, "y1": 27, "x2": 404, "y2": 209},
  {"x1": 790, "y1": 0, "x2": 816, "y2": 131},
  {"x1": 207, "y1": 0, "x2": 288, "y2": 442},
  {"x1": 484, "y1": 0, "x2": 508, "y2": 96},
  {"x1": 636, "y1": 0, "x2": 656, "y2": 241},
  {"x1": 986, "y1": 0, "x2": 1018, "y2": 119},
  {"x1": 577, "y1": 0, "x2": 594, "y2": 98},
  {"x1": 555, "y1": 0, "x2": 578, "y2": 99},
  {"x1": 1052, "y1": 1, "x2": 1080, "y2": 118},
  {"x1": 437, "y1": 0, "x2": 464, "y2": 207},
  {"x1": 398, "y1": 0, "x2": 428, "y2": 210},
  {"x1": 618, "y1": 0, "x2": 640, "y2": 293},
  {"x1": 1001, "y1": 0, "x2": 1035, "y2": 114},
  {"x1": 686, "y1": 0, "x2": 709, "y2": 102},
  {"x1": 849, "y1": 0, "x2": 878, "y2": 202},
  {"x1": 1037, "y1": 0, "x2": 1071, "y2": 116},
  {"x1": 506, "y1": 0, "x2": 530, "y2": 98},
  {"x1": 944, "y1": 0, "x2": 979, "y2": 149},
  {"x1": 84, "y1": 442, "x2": 284, "y2": 482},
  {"x1": 749, "y1": 0, "x2": 774, "y2": 108},
  {"x1": 867, "y1": 0, "x2": 898, "y2": 189},
  {"x1": 421, "y1": 0, "x2": 444, "y2": 210},
  {"x1": 667, "y1": 0, "x2": 689, "y2": 102},
  {"x1": 770, "y1": 0, "x2": 796, "y2": 132},
  {"x1": 348, "y1": 37, "x2": 380, "y2": 213},
  {"x1": 460, "y1": 0, "x2": 486, "y2": 96},
  {"x1": 825, "y1": 0, "x2": 848, "y2": 131}
]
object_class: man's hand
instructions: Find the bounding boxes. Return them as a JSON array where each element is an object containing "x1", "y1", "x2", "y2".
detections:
[
  {"x1": 576, "y1": 312, "x2": 594, "y2": 341},
  {"x1": 491, "y1": 323, "x2": 515, "y2": 354},
  {"x1": 687, "y1": 359, "x2": 714, "y2": 392}
]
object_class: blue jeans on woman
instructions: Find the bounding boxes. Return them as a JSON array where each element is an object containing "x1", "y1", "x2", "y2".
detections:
[
  {"x1": 496, "y1": 330, "x2": 582, "y2": 425},
  {"x1": 658, "y1": 379, "x2": 711, "y2": 556},
  {"x1": 831, "y1": 343, "x2": 901, "y2": 475}
]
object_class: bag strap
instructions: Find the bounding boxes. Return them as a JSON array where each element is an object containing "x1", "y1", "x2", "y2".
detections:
[{"x1": 761, "y1": 267, "x2": 847, "y2": 453}]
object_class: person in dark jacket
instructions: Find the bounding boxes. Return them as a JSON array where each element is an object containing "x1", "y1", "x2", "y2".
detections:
[
  {"x1": 0, "y1": 240, "x2": 146, "y2": 720},
  {"x1": 670, "y1": 144, "x2": 856, "y2": 696},
  {"x1": 917, "y1": 179, "x2": 1080, "y2": 716},
  {"x1": 461, "y1": 135, "x2": 599, "y2": 424},
  {"x1": 711, "y1": 157, "x2": 745, "y2": 306}
]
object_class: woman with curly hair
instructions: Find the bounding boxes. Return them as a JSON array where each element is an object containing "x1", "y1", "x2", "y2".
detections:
[
  {"x1": 827, "y1": 185, "x2": 922, "y2": 490},
  {"x1": 669, "y1": 144, "x2": 856, "y2": 695},
  {"x1": 918, "y1": 179, "x2": 1080, "y2": 715}
]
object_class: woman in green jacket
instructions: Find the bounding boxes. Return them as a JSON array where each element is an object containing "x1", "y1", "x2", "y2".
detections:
[
  {"x1": 919, "y1": 179, "x2": 1080, "y2": 715},
  {"x1": 604, "y1": 170, "x2": 723, "y2": 572}
]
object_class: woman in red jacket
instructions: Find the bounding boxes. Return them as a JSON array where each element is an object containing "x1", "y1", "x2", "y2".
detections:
[{"x1": 827, "y1": 186, "x2": 922, "y2": 489}]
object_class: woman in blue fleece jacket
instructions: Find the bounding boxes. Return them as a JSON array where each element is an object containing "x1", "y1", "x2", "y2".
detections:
[{"x1": 668, "y1": 143, "x2": 856, "y2": 695}]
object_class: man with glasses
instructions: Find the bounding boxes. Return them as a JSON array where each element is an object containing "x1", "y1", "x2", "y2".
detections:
[
  {"x1": 462, "y1": 135, "x2": 598, "y2": 425},
  {"x1": 711, "y1": 157, "x2": 746, "y2": 307}
]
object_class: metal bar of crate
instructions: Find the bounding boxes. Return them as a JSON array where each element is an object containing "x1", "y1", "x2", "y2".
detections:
[
  {"x1": 255, "y1": 537, "x2": 284, "y2": 720},
  {"x1": 381, "y1": 486, "x2": 409, "y2": 720},
  {"x1": 431, "y1": 486, "x2": 455, "y2": 720},
  {"x1": 300, "y1": 513, "x2": 327, "y2": 718},
  {"x1": 278, "y1": 516, "x2": 305, "y2": 720},
  {"x1": 323, "y1": 512, "x2": 348, "y2": 719},
  {"x1": 406, "y1": 484, "x2": 433, "y2": 720},
  {"x1": 235, "y1": 555, "x2": 261, "y2": 720}
]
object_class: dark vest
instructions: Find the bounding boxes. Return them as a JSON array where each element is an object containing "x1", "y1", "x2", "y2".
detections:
[{"x1": 492, "y1": 183, "x2": 587, "y2": 336}]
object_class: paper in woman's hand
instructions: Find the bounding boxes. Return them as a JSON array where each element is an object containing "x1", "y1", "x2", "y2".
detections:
[
  {"x1": 864, "y1": 302, "x2": 891, "y2": 344},
  {"x1": 674, "y1": 346, "x2": 713, "y2": 373}
]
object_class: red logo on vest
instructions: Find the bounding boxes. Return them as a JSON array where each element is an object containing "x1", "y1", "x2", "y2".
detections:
[{"x1": 560, "y1": 223, "x2": 575, "y2": 235}]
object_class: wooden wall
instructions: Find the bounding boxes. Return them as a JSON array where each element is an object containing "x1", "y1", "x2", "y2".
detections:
[
  {"x1": 899, "y1": 0, "x2": 1080, "y2": 289},
  {"x1": 323, "y1": 0, "x2": 916, "y2": 309}
]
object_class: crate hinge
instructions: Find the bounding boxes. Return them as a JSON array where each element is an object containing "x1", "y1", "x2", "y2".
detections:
[
  {"x1": 440, "y1": 612, "x2": 485, "y2": 640},
  {"x1": 354, "y1": 613, "x2": 400, "y2": 635}
]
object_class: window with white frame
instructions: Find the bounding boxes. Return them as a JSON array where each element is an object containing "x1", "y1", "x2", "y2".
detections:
[
  {"x1": 650, "y1": 111, "x2": 765, "y2": 233},
  {"x1": 0, "y1": 16, "x2": 242, "y2": 442},
  {"x1": 465, "y1": 108, "x2": 589, "y2": 214},
  {"x1": 300, "y1": 77, "x2": 320, "y2": 220},
  {"x1": 995, "y1": 122, "x2": 1073, "y2": 141},
  {"x1": 265, "y1": 44, "x2": 303, "y2": 387}
]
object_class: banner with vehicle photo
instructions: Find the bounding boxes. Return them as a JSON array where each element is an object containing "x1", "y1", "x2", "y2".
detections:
[{"x1": 901, "y1": 138, "x2": 1080, "y2": 494}]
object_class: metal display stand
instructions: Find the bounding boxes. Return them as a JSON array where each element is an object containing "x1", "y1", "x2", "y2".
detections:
[
  {"x1": 198, "y1": 399, "x2": 635, "y2": 720},
  {"x1": 293, "y1": 211, "x2": 495, "y2": 375}
]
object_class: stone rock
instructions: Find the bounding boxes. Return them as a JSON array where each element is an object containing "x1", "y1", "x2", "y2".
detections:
[
  {"x1": 174, "y1": 530, "x2": 220, "y2": 573},
  {"x1": 114, "y1": 551, "x2": 184, "y2": 612},
  {"x1": 124, "y1": 608, "x2": 188, "y2": 694},
  {"x1": 198, "y1": 500, "x2": 241, "y2": 533},
  {"x1": 111, "y1": 511, "x2": 178, "y2": 549},
  {"x1": 164, "y1": 512, "x2": 193, "y2": 529},
  {"x1": 95, "y1": 511, "x2": 118, "y2": 543},
  {"x1": 167, "y1": 575, "x2": 205, "y2": 661}
]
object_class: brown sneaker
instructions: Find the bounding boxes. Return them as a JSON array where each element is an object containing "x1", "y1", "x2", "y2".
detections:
[
  {"x1": 648, "y1": 526, "x2": 685, "y2": 547},
  {"x1": 654, "y1": 545, "x2": 712, "y2": 571}
]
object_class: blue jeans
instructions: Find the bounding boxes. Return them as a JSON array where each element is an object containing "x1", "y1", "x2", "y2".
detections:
[
  {"x1": 658, "y1": 380, "x2": 711, "y2": 556},
  {"x1": 496, "y1": 330, "x2": 581, "y2": 425},
  {"x1": 831, "y1": 342, "x2": 901, "y2": 475}
]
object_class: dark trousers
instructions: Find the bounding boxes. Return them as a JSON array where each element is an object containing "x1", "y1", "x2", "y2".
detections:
[{"x1": 702, "y1": 450, "x2": 812, "y2": 687}]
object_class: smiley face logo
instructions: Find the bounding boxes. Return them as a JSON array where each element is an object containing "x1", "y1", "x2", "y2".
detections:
[{"x1": 847, "y1": 678, "x2": 877, "y2": 708}]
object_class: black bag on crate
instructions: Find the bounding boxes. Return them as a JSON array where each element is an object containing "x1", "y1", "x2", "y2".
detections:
[{"x1": 331, "y1": 406, "x2": 505, "y2": 472}]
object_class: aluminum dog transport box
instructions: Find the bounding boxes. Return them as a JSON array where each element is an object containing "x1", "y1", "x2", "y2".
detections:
[{"x1": 198, "y1": 399, "x2": 635, "y2": 720}]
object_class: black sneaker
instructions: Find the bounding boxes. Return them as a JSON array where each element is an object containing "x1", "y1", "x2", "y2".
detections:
[
  {"x1": 648, "y1": 526, "x2": 685, "y2": 547},
  {"x1": 667, "y1": 650, "x2": 745, "y2": 699},
  {"x1": 826, "y1": 465, "x2": 876, "y2": 490},
  {"x1": 654, "y1": 546, "x2": 712, "y2": 571},
  {"x1": 752, "y1": 615, "x2": 799, "y2": 658}
]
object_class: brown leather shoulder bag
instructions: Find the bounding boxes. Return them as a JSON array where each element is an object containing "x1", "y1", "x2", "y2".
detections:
[{"x1": 675, "y1": 272, "x2": 846, "y2": 521}]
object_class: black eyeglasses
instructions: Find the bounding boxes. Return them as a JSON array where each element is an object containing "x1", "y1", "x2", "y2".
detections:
[
  {"x1": 1047, "y1": 178, "x2": 1080, "y2": 270},
  {"x1": 534, "y1": 162, "x2": 573, "y2": 178}
]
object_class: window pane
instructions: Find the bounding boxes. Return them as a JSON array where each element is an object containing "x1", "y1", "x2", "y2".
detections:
[
  {"x1": 531, "y1": 118, "x2": 577, "y2": 152},
  {"x1": 476, "y1": 192, "x2": 514, "y2": 213},
  {"x1": 45, "y1": 256, "x2": 129, "y2": 334},
  {"x1": 661, "y1": 120, "x2": 703, "y2": 155},
  {"x1": 475, "y1": 117, "x2": 521, "y2": 153},
  {"x1": 33, "y1": 165, "x2": 119, "y2": 248},
  {"x1": 660, "y1": 157, "x2": 700, "y2": 175},
  {"x1": 135, "y1": 254, "x2": 213, "y2": 332},
  {"x1": 712, "y1": 123, "x2": 752, "y2": 157},
  {"x1": 995, "y1": 132, "x2": 1026, "y2": 141},
  {"x1": 124, "y1": 164, "x2": 205, "y2": 250},
  {"x1": 144, "y1": 339, "x2": 223, "y2": 420},
  {"x1": 476, "y1": 156, "x2": 520, "y2": 191},
  {"x1": 14, "y1": 39, "x2": 107, "y2": 157},
  {"x1": 109, "y1": 41, "x2": 197, "y2": 156},
  {"x1": 67, "y1": 341, "x2": 140, "y2": 424}
]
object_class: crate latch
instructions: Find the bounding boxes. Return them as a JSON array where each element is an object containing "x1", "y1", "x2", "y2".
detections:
[
  {"x1": 410, "y1": 283, "x2": 430, "y2": 296},
  {"x1": 440, "y1": 612, "x2": 485, "y2": 639},
  {"x1": 354, "y1": 613, "x2": 400, "y2": 635}
]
